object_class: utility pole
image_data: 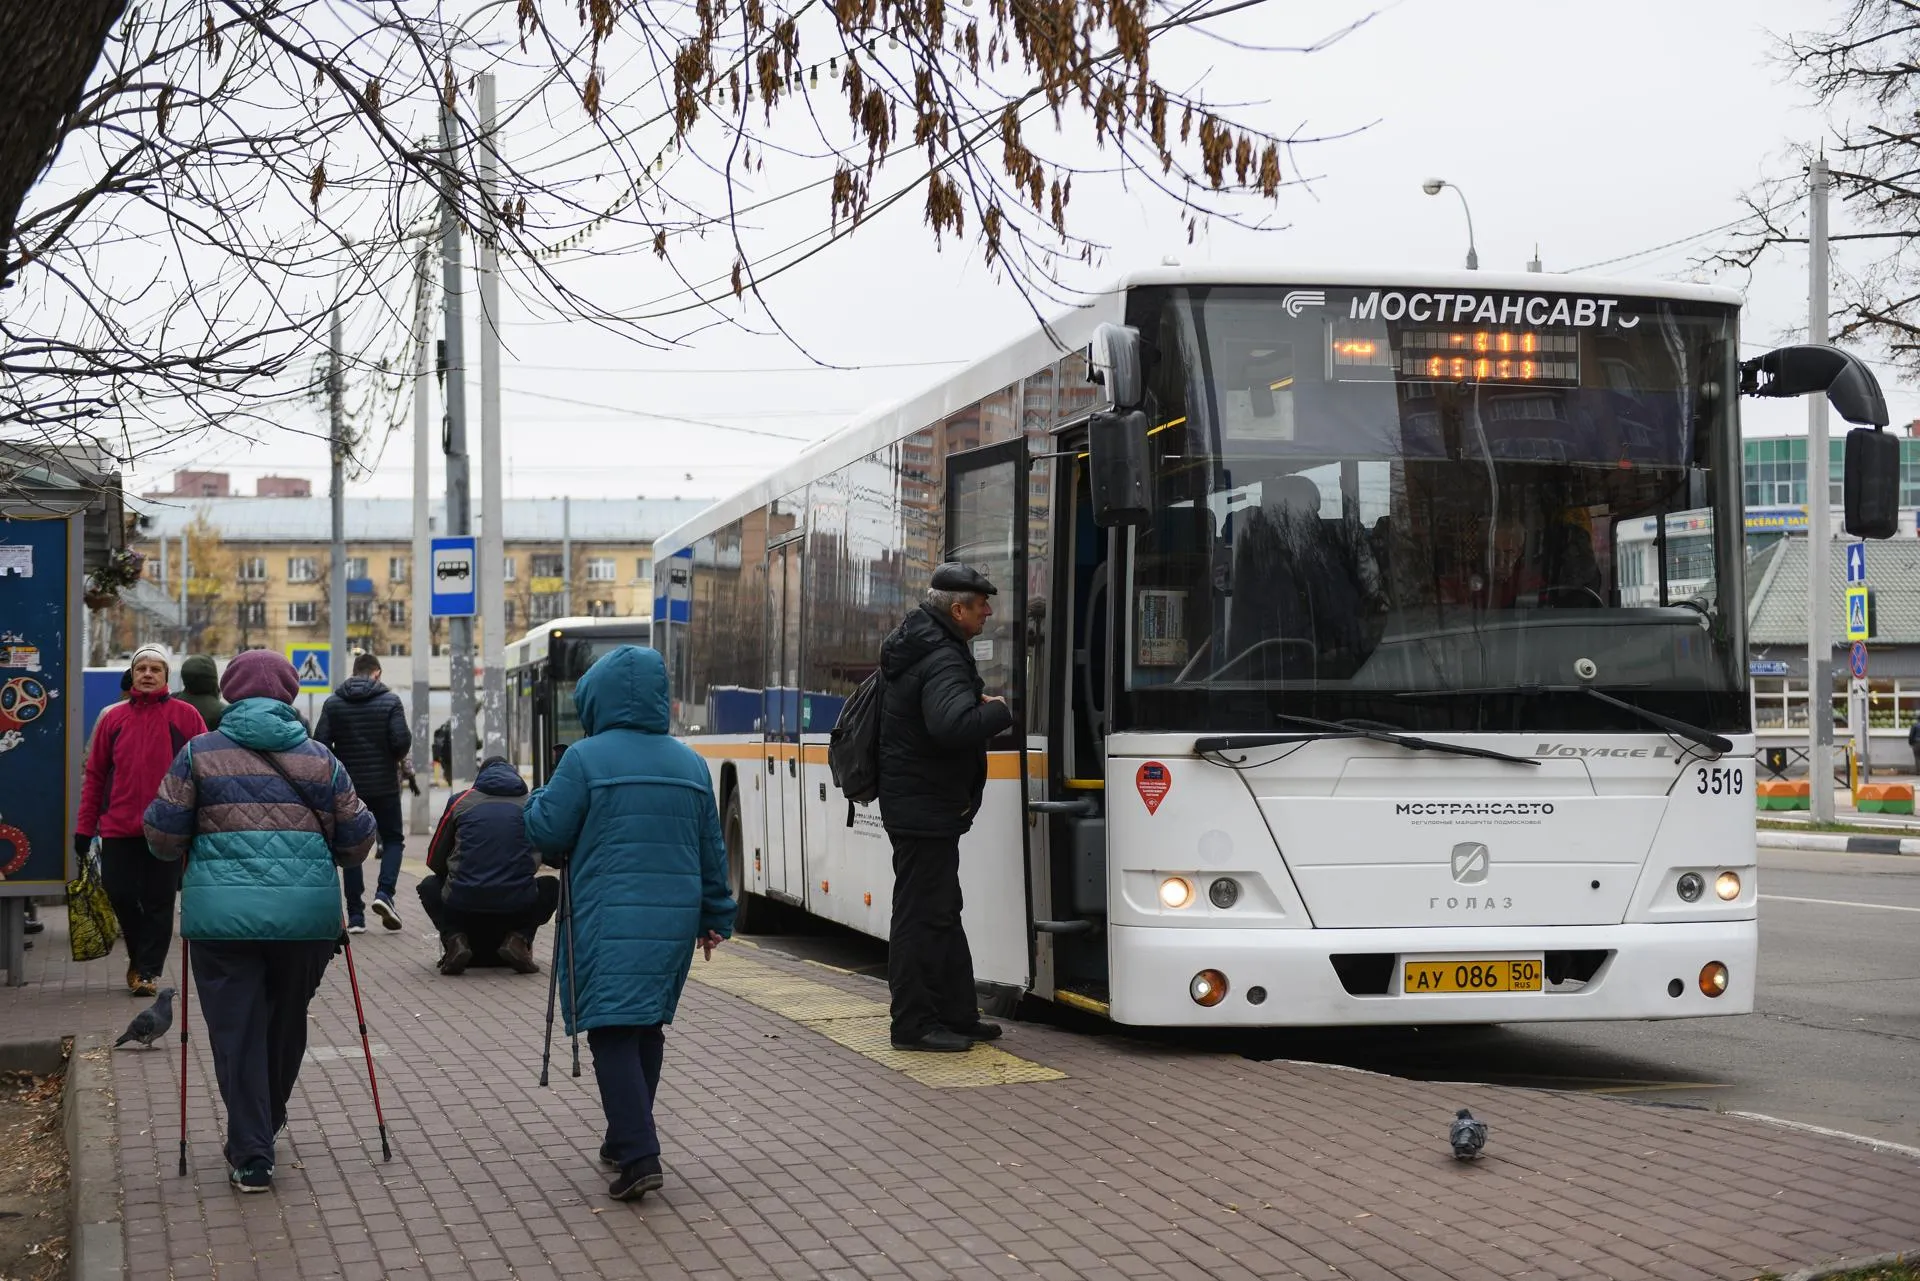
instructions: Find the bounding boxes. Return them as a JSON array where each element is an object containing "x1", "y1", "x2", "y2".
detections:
[
  {"x1": 177, "y1": 534, "x2": 188, "y2": 654},
  {"x1": 329, "y1": 298, "x2": 348, "y2": 693},
  {"x1": 1807, "y1": 153, "x2": 1835, "y2": 823},
  {"x1": 409, "y1": 217, "x2": 435, "y2": 834},
  {"x1": 477, "y1": 73, "x2": 507, "y2": 760},
  {"x1": 561, "y1": 496, "x2": 572, "y2": 617},
  {"x1": 440, "y1": 98, "x2": 476, "y2": 788}
]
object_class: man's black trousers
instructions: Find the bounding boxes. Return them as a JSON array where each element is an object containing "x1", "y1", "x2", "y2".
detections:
[
  {"x1": 415, "y1": 874, "x2": 560, "y2": 962},
  {"x1": 189, "y1": 938, "x2": 334, "y2": 1171},
  {"x1": 97, "y1": 836, "x2": 177, "y2": 981},
  {"x1": 886, "y1": 832, "x2": 980, "y2": 1041}
]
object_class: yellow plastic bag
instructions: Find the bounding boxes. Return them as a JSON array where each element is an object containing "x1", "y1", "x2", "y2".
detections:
[{"x1": 65, "y1": 843, "x2": 120, "y2": 963}]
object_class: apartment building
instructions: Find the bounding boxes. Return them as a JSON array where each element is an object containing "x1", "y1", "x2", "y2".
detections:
[{"x1": 112, "y1": 493, "x2": 710, "y2": 659}]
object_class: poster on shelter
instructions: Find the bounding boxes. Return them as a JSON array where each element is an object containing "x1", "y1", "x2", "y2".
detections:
[{"x1": 0, "y1": 517, "x2": 72, "y2": 891}]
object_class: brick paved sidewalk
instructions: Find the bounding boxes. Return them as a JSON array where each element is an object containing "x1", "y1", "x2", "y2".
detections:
[{"x1": 4, "y1": 871, "x2": 1916, "y2": 1281}]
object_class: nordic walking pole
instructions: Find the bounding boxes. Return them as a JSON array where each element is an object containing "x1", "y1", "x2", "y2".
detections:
[
  {"x1": 563, "y1": 861, "x2": 580, "y2": 1078},
  {"x1": 537, "y1": 869, "x2": 564, "y2": 1087},
  {"x1": 337, "y1": 928, "x2": 393, "y2": 1161},
  {"x1": 177, "y1": 935, "x2": 190, "y2": 1176}
]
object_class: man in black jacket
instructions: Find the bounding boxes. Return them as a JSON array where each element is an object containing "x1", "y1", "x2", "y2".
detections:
[
  {"x1": 316, "y1": 653, "x2": 413, "y2": 932},
  {"x1": 418, "y1": 757, "x2": 559, "y2": 974},
  {"x1": 878, "y1": 563, "x2": 1014, "y2": 1053}
]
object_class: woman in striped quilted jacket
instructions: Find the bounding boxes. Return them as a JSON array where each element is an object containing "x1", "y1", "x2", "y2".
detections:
[{"x1": 144, "y1": 650, "x2": 376, "y2": 1194}]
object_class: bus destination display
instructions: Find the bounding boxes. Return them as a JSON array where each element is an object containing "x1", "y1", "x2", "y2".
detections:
[{"x1": 1328, "y1": 324, "x2": 1581, "y2": 386}]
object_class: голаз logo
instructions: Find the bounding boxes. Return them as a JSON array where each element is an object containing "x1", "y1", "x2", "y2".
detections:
[
  {"x1": 1282, "y1": 289, "x2": 1325, "y2": 316},
  {"x1": 1450, "y1": 841, "x2": 1490, "y2": 885}
]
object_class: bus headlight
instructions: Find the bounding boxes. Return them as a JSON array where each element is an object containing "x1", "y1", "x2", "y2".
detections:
[
  {"x1": 1190, "y1": 969, "x2": 1229, "y2": 1006},
  {"x1": 1675, "y1": 873, "x2": 1704, "y2": 903},
  {"x1": 1714, "y1": 871, "x2": 1741, "y2": 901},
  {"x1": 1208, "y1": 877, "x2": 1241, "y2": 909},
  {"x1": 1159, "y1": 877, "x2": 1193, "y2": 909},
  {"x1": 1699, "y1": 961, "x2": 1729, "y2": 997}
]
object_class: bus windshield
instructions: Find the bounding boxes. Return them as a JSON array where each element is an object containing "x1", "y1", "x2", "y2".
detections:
[{"x1": 1119, "y1": 284, "x2": 1747, "y2": 736}]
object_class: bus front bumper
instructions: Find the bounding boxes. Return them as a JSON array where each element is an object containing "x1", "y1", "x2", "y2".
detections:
[{"x1": 1105, "y1": 920, "x2": 1757, "y2": 1027}]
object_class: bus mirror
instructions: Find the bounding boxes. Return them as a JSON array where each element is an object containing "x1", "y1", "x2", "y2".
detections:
[
  {"x1": 1844, "y1": 427, "x2": 1900, "y2": 539},
  {"x1": 1089, "y1": 323, "x2": 1144, "y2": 409},
  {"x1": 1740, "y1": 344, "x2": 1890, "y2": 427},
  {"x1": 1088, "y1": 409, "x2": 1152, "y2": 528}
]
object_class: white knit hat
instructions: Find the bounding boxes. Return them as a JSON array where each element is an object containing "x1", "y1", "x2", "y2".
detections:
[{"x1": 129, "y1": 643, "x2": 171, "y2": 675}]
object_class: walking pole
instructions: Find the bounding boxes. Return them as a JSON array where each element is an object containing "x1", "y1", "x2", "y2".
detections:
[
  {"x1": 177, "y1": 935, "x2": 190, "y2": 1176},
  {"x1": 563, "y1": 861, "x2": 580, "y2": 1078},
  {"x1": 337, "y1": 928, "x2": 393, "y2": 1161},
  {"x1": 537, "y1": 869, "x2": 564, "y2": 1087}
]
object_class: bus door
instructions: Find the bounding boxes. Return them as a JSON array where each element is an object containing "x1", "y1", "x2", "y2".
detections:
[
  {"x1": 945, "y1": 439, "x2": 1034, "y2": 991},
  {"x1": 761, "y1": 536, "x2": 805, "y2": 903}
]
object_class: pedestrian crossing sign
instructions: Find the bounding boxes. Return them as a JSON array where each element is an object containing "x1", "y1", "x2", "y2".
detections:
[
  {"x1": 1845, "y1": 586, "x2": 1869, "y2": 641},
  {"x1": 286, "y1": 644, "x2": 331, "y2": 693}
]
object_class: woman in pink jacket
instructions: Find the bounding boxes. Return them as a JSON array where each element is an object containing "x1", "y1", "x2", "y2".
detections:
[{"x1": 75, "y1": 644, "x2": 206, "y2": 996}]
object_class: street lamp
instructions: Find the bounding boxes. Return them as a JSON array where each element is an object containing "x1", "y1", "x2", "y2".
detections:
[{"x1": 1421, "y1": 177, "x2": 1479, "y2": 270}]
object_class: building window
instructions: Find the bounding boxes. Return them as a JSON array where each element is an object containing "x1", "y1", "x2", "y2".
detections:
[
  {"x1": 237, "y1": 600, "x2": 266, "y2": 628},
  {"x1": 288, "y1": 557, "x2": 318, "y2": 583},
  {"x1": 502, "y1": 556, "x2": 516, "y2": 581},
  {"x1": 636, "y1": 554, "x2": 652, "y2": 581},
  {"x1": 346, "y1": 556, "x2": 368, "y2": 579},
  {"x1": 389, "y1": 556, "x2": 409, "y2": 583},
  {"x1": 348, "y1": 598, "x2": 374, "y2": 625},
  {"x1": 288, "y1": 601, "x2": 318, "y2": 625},
  {"x1": 531, "y1": 592, "x2": 565, "y2": 624},
  {"x1": 237, "y1": 557, "x2": 267, "y2": 582},
  {"x1": 388, "y1": 600, "x2": 406, "y2": 626},
  {"x1": 504, "y1": 600, "x2": 517, "y2": 627},
  {"x1": 531, "y1": 553, "x2": 565, "y2": 578},
  {"x1": 387, "y1": 643, "x2": 409, "y2": 657},
  {"x1": 586, "y1": 557, "x2": 616, "y2": 582},
  {"x1": 588, "y1": 599, "x2": 615, "y2": 617}
]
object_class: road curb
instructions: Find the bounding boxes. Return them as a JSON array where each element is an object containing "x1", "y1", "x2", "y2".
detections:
[
  {"x1": 1756, "y1": 831, "x2": 1920, "y2": 855},
  {"x1": 63, "y1": 1033, "x2": 123, "y2": 1281},
  {"x1": 1779, "y1": 1249, "x2": 1914, "y2": 1281}
]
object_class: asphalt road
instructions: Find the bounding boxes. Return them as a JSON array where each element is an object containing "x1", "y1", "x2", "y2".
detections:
[{"x1": 744, "y1": 846, "x2": 1920, "y2": 1150}]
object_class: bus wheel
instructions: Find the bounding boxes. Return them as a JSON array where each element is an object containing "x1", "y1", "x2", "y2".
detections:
[{"x1": 725, "y1": 787, "x2": 772, "y2": 933}]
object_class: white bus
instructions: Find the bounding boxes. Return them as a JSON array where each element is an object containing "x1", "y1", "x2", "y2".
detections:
[
  {"x1": 503, "y1": 616, "x2": 651, "y2": 785},
  {"x1": 651, "y1": 267, "x2": 1895, "y2": 1027}
]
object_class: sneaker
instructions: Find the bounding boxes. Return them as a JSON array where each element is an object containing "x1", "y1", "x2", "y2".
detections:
[
  {"x1": 438, "y1": 933, "x2": 472, "y2": 976},
  {"x1": 609, "y1": 1156, "x2": 664, "y2": 1201},
  {"x1": 370, "y1": 894, "x2": 402, "y2": 931},
  {"x1": 132, "y1": 977, "x2": 159, "y2": 999},
  {"x1": 229, "y1": 1162, "x2": 274, "y2": 1194},
  {"x1": 498, "y1": 933, "x2": 539, "y2": 975},
  {"x1": 346, "y1": 916, "x2": 367, "y2": 935}
]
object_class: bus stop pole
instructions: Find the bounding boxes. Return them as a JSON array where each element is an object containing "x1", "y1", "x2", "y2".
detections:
[
  {"x1": 1806, "y1": 154, "x2": 1835, "y2": 824},
  {"x1": 477, "y1": 72, "x2": 508, "y2": 762}
]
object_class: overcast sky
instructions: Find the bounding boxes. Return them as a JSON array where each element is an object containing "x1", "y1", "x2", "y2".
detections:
[{"x1": 120, "y1": 0, "x2": 1872, "y2": 507}]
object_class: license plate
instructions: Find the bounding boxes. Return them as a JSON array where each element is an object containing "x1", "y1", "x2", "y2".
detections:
[{"x1": 1404, "y1": 958, "x2": 1543, "y2": 994}]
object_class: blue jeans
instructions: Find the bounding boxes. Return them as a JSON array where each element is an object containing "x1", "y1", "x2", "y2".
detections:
[
  {"x1": 342, "y1": 791, "x2": 405, "y2": 915},
  {"x1": 587, "y1": 1025, "x2": 664, "y2": 1169}
]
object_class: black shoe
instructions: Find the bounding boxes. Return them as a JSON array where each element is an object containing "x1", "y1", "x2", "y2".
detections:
[
  {"x1": 498, "y1": 932, "x2": 539, "y2": 974},
  {"x1": 599, "y1": 1143, "x2": 617, "y2": 1168},
  {"x1": 229, "y1": 1161, "x2": 274, "y2": 1194},
  {"x1": 22, "y1": 917, "x2": 44, "y2": 936},
  {"x1": 889, "y1": 1028, "x2": 972, "y2": 1053},
  {"x1": 949, "y1": 1020, "x2": 1003, "y2": 1042},
  {"x1": 610, "y1": 1156, "x2": 664, "y2": 1201},
  {"x1": 371, "y1": 894, "x2": 402, "y2": 930},
  {"x1": 439, "y1": 933, "x2": 472, "y2": 975}
]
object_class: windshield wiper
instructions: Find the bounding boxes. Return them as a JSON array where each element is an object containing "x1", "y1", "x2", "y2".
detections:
[
  {"x1": 1395, "y1": 685, "x2": 1733, "y2": 755},
  {"x1": 1195, "y1": 714, "x2": 1539, "y2": 767}
]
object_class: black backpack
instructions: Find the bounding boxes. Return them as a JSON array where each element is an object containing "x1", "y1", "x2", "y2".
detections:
[{"x1": 828, "y1": 669, "x2": 885, "y2": 825}]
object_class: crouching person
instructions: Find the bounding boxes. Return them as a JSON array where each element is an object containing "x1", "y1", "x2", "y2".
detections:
[
  {"x1": 525, "y1": 645, "x2": 735, "y2": 1202},
  {"x1": 143, "y1": 651, "x2": 376, "y2": 1194},
  {"x1": 418, "y1": 756, "x2": 559, "y2": 975}
]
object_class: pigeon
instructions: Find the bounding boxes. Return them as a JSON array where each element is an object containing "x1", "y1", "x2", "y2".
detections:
[
  {"x1": 1449, "y1": 1108, "x2": 1487, "y2": 1161},
  {"x1": 114, "y1": 988, "x2": 176, "y2": 1049}
]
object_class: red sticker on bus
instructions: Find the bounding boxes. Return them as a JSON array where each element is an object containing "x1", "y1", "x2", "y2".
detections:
[{"x1": 1136, "y1": 762, "x2": 1171, "y2": 815}]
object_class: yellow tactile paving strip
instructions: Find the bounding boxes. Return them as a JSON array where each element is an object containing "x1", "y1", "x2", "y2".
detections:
[{"x1": 688, "y1": 947, "x2": 1067, "y2": 1089}]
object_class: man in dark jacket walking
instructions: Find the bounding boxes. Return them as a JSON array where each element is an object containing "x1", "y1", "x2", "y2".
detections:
[
  {"x1": 877, "y1": 563, "x2": 1013, "y2": 1053},
  {"x1": 418, "y1": 757, "x2": 559, "y2": 974},
  {"x1": 316, "y1": 653, "x2": 412, "y2": 931},
  {"x1": 179, "y1": 655, "x2": 228, "y2": 731}
]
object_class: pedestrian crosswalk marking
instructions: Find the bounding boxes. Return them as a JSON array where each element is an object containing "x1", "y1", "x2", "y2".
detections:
[{"x1": 688, "y1": 949, "x2": 1066, "y2": 1089}]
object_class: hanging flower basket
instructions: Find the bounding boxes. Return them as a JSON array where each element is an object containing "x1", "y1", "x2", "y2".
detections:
[{"x1": 83, "y1": 548, "x2": 147, "y2": 608}]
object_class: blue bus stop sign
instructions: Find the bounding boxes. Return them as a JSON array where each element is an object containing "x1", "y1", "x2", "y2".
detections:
[{"x1": 430, "y1": 536, "x2": 476, "y2": 618}]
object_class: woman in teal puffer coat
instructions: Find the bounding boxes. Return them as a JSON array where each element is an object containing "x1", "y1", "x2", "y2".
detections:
[{"x1": 524, "y1": 644, "x2": 735, "y2": 1202}]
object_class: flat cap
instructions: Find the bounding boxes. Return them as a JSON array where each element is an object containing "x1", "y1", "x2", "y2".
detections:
[{"x1": 930, "y1": 562, "x2": 997, "y2": 596}]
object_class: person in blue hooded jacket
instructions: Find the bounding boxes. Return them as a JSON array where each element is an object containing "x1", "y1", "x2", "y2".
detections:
[{"x1": 524, "y1": 644, "x2": 736, "y2": 1203}]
